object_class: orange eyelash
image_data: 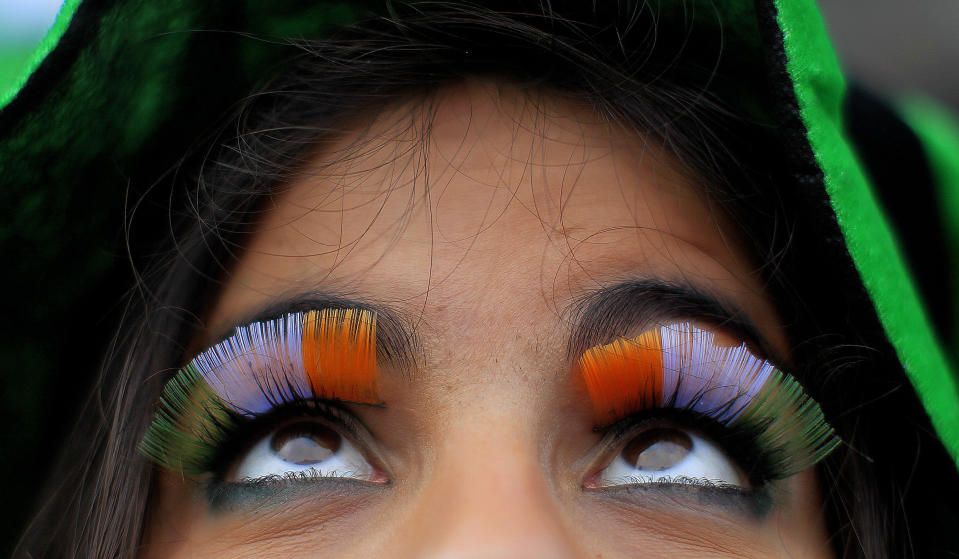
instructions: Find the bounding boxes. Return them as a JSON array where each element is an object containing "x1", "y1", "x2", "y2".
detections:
[
  {"x1": 577, "y1": 329, "x2": 663, "y2": 425},
  {"x1": 303, "y1": 308, "x2": 380, "y2": 404}
]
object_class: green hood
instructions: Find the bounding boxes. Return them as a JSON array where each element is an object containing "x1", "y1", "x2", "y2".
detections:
[{"x1": 3, "y1": 0, "x2": 958, "y2": 551}]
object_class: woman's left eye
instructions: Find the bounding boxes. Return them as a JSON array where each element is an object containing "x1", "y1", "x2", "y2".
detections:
[
  {"x1": 592, "y1": 427, "x2": 748, "y2": 488},
  {"x1": 228, "y1": 421, "x2": 380, "y2": 483}
]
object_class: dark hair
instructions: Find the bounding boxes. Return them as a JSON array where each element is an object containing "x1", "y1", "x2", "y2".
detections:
[{"x1": 15, "y1": 2, "x2": 959, "y2": 557}]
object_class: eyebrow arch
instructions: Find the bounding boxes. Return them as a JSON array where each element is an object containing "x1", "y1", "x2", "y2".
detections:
[
  {"x1": 565, "y1": 278, "x2": 781, "y2": 364},
  {"x1": 208, "y1": 293, "x2": 418, "y2": 374}
]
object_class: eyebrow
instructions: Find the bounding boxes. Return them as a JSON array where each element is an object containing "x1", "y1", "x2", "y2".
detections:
[
  {"x1": 213, "y1": 293, "x2": 418, "y2": 373},
  {"x1": 565, "y1": 278, "x2": 780, "y2": 363},
  {"x1": 209, "y1": 279, "x2": 776, "y2": 378}
]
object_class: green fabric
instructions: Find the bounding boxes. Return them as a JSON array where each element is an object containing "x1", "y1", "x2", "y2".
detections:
[
  {"x1": 0, "y1": 3, "x2": 359, "y2": 552},
  {"x1": 0, "y1": 0, "x2": 362, "y2": 343},
  {"x1": 0, "y1": 0, "x2": 80, "y2": 109},
  {"x1": 0, "y1": 46, "x2": 38, "y2": 96},
  {"x1": 1, "y1": 3, "x2": 957, "y2": 532},
  {"x1": 0, "y1": 0, "x2": 360, "y2": 334},
  {"x1": 900, "y1": 98, "x2": 959, "y2": 363},
  {"x1": 774, "y1": 0, "x2": 959, "y2": 467}
]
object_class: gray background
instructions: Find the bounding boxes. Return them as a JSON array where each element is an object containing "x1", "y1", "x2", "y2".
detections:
[
  {"x1": 0, "y1": 0, "x2": 956, "y2": 108},
  {"x1": 818, "y1": 0, "x2": 959, "y2": 110}
]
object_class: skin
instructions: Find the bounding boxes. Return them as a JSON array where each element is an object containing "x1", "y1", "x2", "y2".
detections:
[{"x1": 141, "y1": 81, "x2": 836, "y2": 558}]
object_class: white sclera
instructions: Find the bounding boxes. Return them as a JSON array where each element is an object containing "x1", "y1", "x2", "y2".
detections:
[
  {"x1": 231, "y1": 429, "x2": 376, "y2": 482},
  {"x1": 598, "y1": 431, "x2": 746, "y2": 487}
]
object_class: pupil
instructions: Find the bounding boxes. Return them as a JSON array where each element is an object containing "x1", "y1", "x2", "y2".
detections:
[
  {"x1": 270, "y1": 423, "x2": 342, "y2": 465},
  {"x1": 623, "y1": 428, "x2": 693, "y2": 472}
]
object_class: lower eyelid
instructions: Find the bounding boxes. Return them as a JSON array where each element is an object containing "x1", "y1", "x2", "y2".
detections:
[
  {"x1": 586, "y1": 480, "x2": 774, "y2": 520},
  {"x1": 205, "y1": 474, "x2": 390, "y2": 514}
]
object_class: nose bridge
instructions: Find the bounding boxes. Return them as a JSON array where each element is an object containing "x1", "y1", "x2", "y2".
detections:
[{"x1": 389, "y1": 420, "x2": 584, "y2": 559}]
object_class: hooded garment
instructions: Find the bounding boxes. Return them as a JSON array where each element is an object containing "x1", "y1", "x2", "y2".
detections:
[{"x1": 2, "y1": 0, "x2": 958, "y2": 553}]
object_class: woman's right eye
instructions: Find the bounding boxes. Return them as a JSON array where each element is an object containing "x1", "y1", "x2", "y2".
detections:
[
  {"x1": 591, "y1": 427, "x2": 748, "y2": 489},
  {"x1": 227, "y1": 420, "x2": 382, "y2": 483}
]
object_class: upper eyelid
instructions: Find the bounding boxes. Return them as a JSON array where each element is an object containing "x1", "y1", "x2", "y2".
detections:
[
  {"x1": 572, "y1": 320, "x2": 782, "y2": 370},
  {"x1": 251, "y1": 401, "x2": 368, "y2": 441},
  {"x1": 597, "y1": 410, "x2": 750, "y2": 455}
]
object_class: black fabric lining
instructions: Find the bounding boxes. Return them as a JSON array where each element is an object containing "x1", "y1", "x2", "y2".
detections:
[
  {"x1": 751, "y1": 0, "x2": 881, "y2": 336},
  {"x1": 751, "y1": 4, "x2": 959, "y2": 556},
  {"x1": 844, "y1": 83, "x2": 952, "y2": 341},
  {"x1": 751, "y1": 0, "x2": 950, "y2": 347}
]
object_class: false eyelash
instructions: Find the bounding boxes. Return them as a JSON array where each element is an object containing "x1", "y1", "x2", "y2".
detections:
[
  {"x1": 140, "y1": 309, "x2": 380, "y2": 475},
  {"x1": 578, "y1": 322, "x2": 841, "y2": 480}
]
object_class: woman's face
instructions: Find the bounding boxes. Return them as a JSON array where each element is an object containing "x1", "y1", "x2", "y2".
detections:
[{"x1": 142, "y1": 82, "x2": 834, "y2": 558}]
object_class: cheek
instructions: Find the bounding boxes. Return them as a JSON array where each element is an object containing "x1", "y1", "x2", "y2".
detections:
[
  {"x1": 573, "y1": 500, "x2": 774, "y2": 558},
  {"x1": 570, "y1": 472, "x2": 833, "y2": 558},
  {"x1": 767, "y1": 470, "x2": 836, "y2": 557},
  {"x1": 140, "y1": 473, "x2": 390, "y2": 558}
]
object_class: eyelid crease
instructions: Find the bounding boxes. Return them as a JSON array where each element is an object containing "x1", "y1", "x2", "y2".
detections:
[
  {"x1": 212, "y1": 294, "x2": 418, "y2": 374},
  {"x1": 565, "y1": 279, "x2": 780, "y2": 366}
]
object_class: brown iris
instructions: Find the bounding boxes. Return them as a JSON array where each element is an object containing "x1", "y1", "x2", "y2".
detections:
[
  {"x1": 270, "y1": 423, "x2": 342, "y2": 465},
  {"x1": 622, "y1": 428, "x2": 693, "y2": 471}
]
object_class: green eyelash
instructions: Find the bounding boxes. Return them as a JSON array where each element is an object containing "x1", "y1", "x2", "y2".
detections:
[
  {"x1": 140, "y1": 364, "x2": 237, "y2": 474},
  {"x1": 735, "y1": 368, "x2": 840, "y2": 477}
]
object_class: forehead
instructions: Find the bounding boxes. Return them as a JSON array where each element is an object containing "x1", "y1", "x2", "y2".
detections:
[{"x1": 208, "y1": 80, "x2": 775, "y2": 349}]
